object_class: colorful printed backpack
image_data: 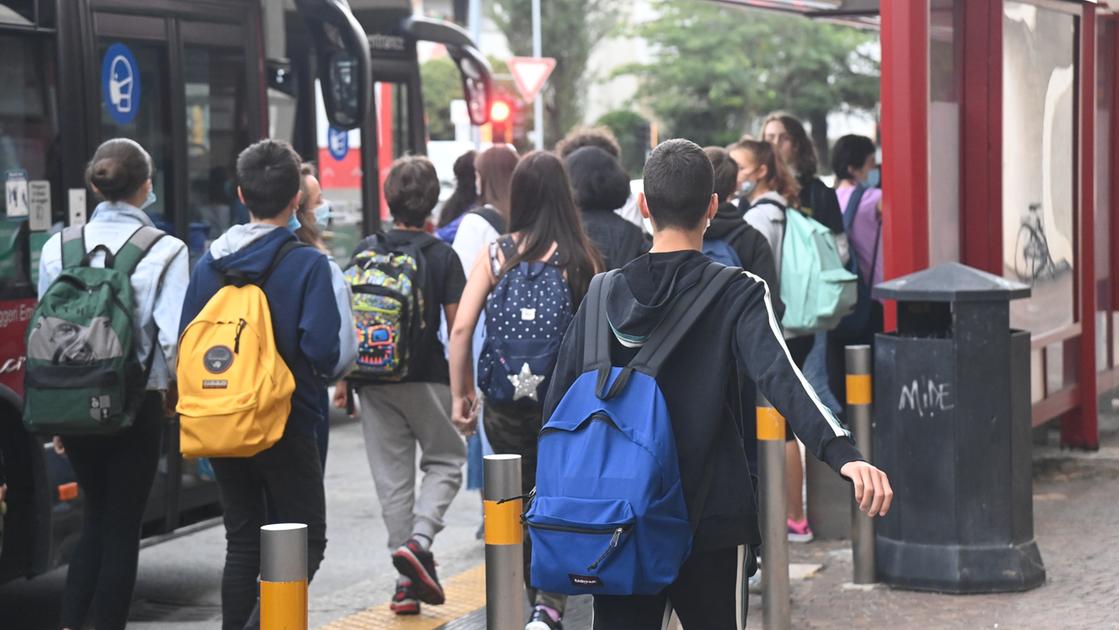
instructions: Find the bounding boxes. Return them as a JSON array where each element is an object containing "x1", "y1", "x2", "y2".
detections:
[{"x1": 344, "y1": 234, "x2": 427, "y2": 382}]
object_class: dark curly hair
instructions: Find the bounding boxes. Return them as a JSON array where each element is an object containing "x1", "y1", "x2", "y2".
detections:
[
  {"x1": 555, "y1": 126, "x2": 621, "y2": 160},
  {"x1": 762, "y1": 111, "x2": 818, "y2": 179}
]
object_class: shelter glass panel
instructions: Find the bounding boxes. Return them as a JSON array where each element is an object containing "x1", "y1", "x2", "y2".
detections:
[{"x1": 1001, "y1": 2, "x2": 1077, "y2": 336}]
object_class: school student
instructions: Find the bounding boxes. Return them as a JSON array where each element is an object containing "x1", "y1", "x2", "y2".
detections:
[
  {"x1": 179, "y1": 139, "x2": 339, "y2": 630},
  {"x1": 36, "y1": 138, "x2": 189, "y2": 630},
  {"x1": 436, "y1": 150, "x2": 479, "y2": 244},
  {"x1": 336, "y1": 156, "x2": 467, "y2": 615},
  {"x1": 542, "y1": 139, "x2": 892, "y2": 628},
  {"x1": 564, "y1": 146, "x2": 646, "y2": 271},
  {"x1": 451, "y1": 145, "x2": 518, "y2": 271},
  {"x1": 449, "y1": 152, "x2": 602, "y2": 630}
]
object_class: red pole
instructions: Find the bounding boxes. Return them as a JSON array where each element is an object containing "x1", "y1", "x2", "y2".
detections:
[
  {"x1": 879, "y1": 0, "x2": 931, "y2": 330},
  {"x1": 1064, "y1": 6, "x2": 1099, "y2": 450}
]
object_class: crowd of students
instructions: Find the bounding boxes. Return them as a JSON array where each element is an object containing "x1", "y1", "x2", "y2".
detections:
[{"x1": 27, "y1": 110, "x2": 890, "y2": 630}]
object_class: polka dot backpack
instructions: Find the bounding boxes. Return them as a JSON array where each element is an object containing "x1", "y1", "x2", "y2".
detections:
[{"x1": 478, "y1": 236, "x2": 574, "y2": 407}]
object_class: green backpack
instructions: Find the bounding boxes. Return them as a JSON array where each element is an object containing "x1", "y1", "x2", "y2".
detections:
[
  {"x1": 780, "y1": 208, "x2": 858, "y2": 336},
  {"x1": 23, "y1": 225, "x2": 164, "y2": 435}
]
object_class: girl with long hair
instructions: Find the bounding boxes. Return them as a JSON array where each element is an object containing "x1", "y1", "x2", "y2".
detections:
[
  {"x1": 448, "y1": 151, "x2": 601, "y2": 630},
  {"x1": 451, "y1": 145, "x2": 518, "y2": 271},
  {"x1": 435, "y1": 150, "x2": 478, "y2": 243}
]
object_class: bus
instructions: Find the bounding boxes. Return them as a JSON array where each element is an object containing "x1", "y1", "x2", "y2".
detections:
[{"x1": 0, "y1": 0, "x2": 491, "y2": 585}]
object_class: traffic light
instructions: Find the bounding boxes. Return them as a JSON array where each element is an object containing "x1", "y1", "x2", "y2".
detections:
[{"x1": 490, "y1": 95, "x2": 514, "y2": 143}]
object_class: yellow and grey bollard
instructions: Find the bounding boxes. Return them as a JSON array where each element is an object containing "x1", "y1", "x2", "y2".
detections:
[
  {"x1": 757, "y1": 393, "x2": 790, "y2": 630},
  {"x1": 484, "y1": 454, "x2": 525, "y2": 630},
  {"x1": 846, "y1": 344, "x2": 876, "y2": 584},
  {"x1": 260, "y1": 523, "x2": 308, "y2": 630}
]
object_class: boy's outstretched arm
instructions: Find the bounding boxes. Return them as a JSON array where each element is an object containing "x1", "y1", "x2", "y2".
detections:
[{"x1": 733, "y1": 272, "x2": 893, "y2": 517}]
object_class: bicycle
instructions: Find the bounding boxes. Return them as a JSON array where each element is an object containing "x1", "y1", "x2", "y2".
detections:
[{"x1": 1014, "y1": 202, "x2": 1068, "y2": 282}]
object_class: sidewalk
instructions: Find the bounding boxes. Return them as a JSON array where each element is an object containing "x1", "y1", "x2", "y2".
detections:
[{"x1": 772, "y1": 410, "x2": 1119, "y2": 629}]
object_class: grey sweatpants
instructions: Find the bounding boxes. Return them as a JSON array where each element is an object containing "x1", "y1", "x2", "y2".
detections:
[{"x1": 357, "y1": 382, "x2": 466, "y2": 550}]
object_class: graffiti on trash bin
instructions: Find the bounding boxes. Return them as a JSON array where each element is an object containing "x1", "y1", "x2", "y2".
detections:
[{"x1": 898, "y1": 377, "x2": 954, "y2": 418}]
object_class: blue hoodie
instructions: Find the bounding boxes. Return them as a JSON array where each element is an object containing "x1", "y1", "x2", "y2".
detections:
[{"x1": 180, "y1": 224, "x2": 341, "y2": 439}]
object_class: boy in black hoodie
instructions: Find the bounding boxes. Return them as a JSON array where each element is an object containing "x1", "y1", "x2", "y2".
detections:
[{"x1": 542, "y1": 139, "x2": 892, "y2": 629}]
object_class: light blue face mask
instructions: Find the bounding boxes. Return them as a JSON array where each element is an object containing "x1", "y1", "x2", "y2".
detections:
[
  {"x1": 141, "y1": 188, "x2": 157, "y2": 210},
  {"x1": 287, "y1": 212, "x2": 302, "y2": 232},
  {"x1": 312, "y1": 200, "x2": 333, "y2": 227},
  {"x1": 740, "y1": 180, "x2": 757, "y2": 197},
  {"x1": 865, "y1": 168, "x2": 881, "y2": 189}
]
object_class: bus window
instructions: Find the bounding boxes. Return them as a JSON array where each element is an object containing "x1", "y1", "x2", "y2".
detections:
[
  {"x1": 0, "y1": 1, "x2": 32, "y2": 26},
  {"x1": 0, "y1": 35, "x2": 58, "y2": 220},
  {"x1": 98, "y1": 40, "x2": 173, "y2": 234},
  {"x1": 183, "y1": 44, "x2": 249, "y2": 265}
]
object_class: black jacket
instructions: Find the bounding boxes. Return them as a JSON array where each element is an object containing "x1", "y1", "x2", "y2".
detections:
[
  {"x1": 581, "y1": 208, "x2": 647, "y2": 271},
  {"x1": 707, "y1": 202, "x2": 784, "y2": 320},
  {"x1": 544, "y1": 252, "x2": 863, "y2": 550},
  {"x1": 799, "y1": 176, "x2": 844, "y2": 234}
]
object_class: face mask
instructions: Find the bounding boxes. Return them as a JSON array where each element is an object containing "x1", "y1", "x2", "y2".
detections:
[
  {"x1": 312, "y1": 200, "x2": 333, "y2": 227},
  {"x1": 740, "y1": 180, "x2": 757, "y2": 197},
  {"x1": 287, "y1": 212, "x2": 302, "y2": 232},
  {"x1": 141, "y1": 188, "x2": 157, "y2": 210},
  {"x1": 865, "y1": 168, "x2": 881, "y2": 189}
]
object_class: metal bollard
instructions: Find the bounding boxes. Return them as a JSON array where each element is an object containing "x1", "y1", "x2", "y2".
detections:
[
  {"x1": 757, "y1": 393, "x2": 790, "y2": 630},
  {"x1": 846, "y1": 345, "x2": 876, "y2": 584},
  {"x1": 483, "y1": 454, "x2": 525, "y2": 630},
  {"x1": 260, "y1": 523, "x2": 308, "y2": 630}
]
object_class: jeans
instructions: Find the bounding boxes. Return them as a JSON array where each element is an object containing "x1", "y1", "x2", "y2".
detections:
[
  {"x1": 592, "y1": 546, "x2": 750, "y2": 629},
  {"x1": 60, "y1": 392, "x2": 164, "y2": 630},
  {"x1": 210, "y1": 432, "x2": 327, "y2": 630}
]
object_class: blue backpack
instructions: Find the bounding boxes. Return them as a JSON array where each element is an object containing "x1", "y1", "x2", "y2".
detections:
[
  {"x1": 701, "y1": 223, "x2": 750, "y2": 267},
  {"x1": 478, "y1": 237, "x2": 573, "y2": 406},
  {"x1": 526, "y1": 264, "x2": 739, "y2": 596}
]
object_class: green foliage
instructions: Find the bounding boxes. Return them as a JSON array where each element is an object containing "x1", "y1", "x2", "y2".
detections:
[
  {"x1": 421, "y1": 57, "x2": 463, "y2": 141},
  {"x1": 620, "y1": 0, "x2": 879, "y2": 158},
  {"x1": 596, "y1": 110, "x2": 650, "y2": 178},
  {"x1": 489, "y1": 0, "x2": 623, "y2": 146}
]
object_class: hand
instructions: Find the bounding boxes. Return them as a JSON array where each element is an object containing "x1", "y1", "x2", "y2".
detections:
[
  {"x1": 52, "y1": 436, "x2": 66, "y2": 455},
  {"x1": 452, "y1": 395, "x2": 478, "y2": 436},
  {"x1": 162, "y1": 384, "x2": 179, "y2": 417},
  {"x1": 840, "y1": 461, "x2": 894, "y2": 517},
  {"x1": 331, "y1": 382, "x2": 351, "y2": 413}
]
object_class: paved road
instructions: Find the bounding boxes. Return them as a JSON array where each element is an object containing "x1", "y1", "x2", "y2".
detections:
[{"x1": 0, "y1": 415, "x2": 486, "y2": 629}]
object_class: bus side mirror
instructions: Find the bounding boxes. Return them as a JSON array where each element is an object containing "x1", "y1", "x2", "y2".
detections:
[
  {"x1": 448, "y1": 46, "x2": 493, "y2": 126},
  {"x1": 322, "y1": 50, "x2": 361, "y2": 129}
]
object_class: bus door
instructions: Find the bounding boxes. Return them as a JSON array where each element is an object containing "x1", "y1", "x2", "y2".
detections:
[{"x1": 79, "y1": 0, "x2": 264, "y2": 532}]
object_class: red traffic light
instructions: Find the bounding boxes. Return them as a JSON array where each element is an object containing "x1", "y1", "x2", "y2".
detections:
[{"x1": 491, "y1": 100, "x2": 512, "y2": 123}]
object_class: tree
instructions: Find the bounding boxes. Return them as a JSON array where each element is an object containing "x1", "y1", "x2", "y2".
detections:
[
  {"x1": 489, "y1": 0, "x2": 623, "y2": 147},
  {"x1": 620, "y1": 0, "x2": 879, "y2": 169},
  {"x1": 596, "y1": 110, "x2": 650, "y2": 178},
  {"x1": 420, "y1": 57, "x2": 463, "y2": 141}
]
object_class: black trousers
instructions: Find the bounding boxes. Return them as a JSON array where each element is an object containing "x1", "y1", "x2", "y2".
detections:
[
  {"x1": 60, "y1": 392, "x2": 164, "y2": 630},
  {"x1": 593, "y1": 546, "x2": 750, "y2": 629},
  {"x1": 210, "y1": 431, "x2": 327, "y2": 630}
]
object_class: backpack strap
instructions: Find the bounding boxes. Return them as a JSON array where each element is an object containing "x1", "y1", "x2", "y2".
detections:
[
  {"x1": 111, "y1": 226, "x2": 166, "y2": 275},
  {"x1": 723, "y1": 221, "x2": 752, "y2": 246},
  {"x1": 473, "y1": 205, "x2": 507, "y2": 234},
  {"x1": 60, "y1": 226, "x2": 86, "y2": 269},
  {"x1": 582, "y1": 271, "x2": 617, "y2": 394},
  {"x1": 841, "y1": 184, "x2": 867, "y2": 234}
]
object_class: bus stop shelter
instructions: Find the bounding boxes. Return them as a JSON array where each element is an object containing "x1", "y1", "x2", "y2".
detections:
[{"x1": 721, "y1": 0, "x2": 1117, "y2": 449}]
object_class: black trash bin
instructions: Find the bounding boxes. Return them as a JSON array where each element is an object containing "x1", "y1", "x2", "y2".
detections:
[{"x1": 872, "y1": 262, "x2": 1044, "y2": 593}]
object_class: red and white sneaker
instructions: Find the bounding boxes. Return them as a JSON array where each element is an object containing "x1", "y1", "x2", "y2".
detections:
[
  {"x1": 391, "y1": 538, "x2": 446, "y2": 605},
  {"x1": 787, "y1": 518, "x2": 814, "y2": 543},
  {"x1": 390, "y1": 579, "x2": 420, "y2": 616}
]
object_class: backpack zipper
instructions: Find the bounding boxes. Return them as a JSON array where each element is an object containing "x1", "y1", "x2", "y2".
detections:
[
  {"x1": 525, "y1": 522, "x2": 631, "y2": 571},
  {"x1": 234, "y1": 319, "x2": 247, "y2": 353}
]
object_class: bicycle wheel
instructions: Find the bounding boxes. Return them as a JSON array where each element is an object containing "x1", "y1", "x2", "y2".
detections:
[{"x1": 1014, "y1": 226, "x2": 1038, "y2": 282}]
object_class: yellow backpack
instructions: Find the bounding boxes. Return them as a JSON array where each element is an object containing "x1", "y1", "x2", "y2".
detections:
[{"x1": 176, "y1": 242, "x2": 303, "y2": 458}]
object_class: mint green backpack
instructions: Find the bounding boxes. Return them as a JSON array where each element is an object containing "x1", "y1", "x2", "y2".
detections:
[{"x1": 780, "y1": 208, "x2": 857, "y2": 336}]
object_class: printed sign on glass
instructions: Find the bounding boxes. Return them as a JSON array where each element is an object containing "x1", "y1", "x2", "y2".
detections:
[{"x1": 102, "y1": 43, "x2": 141, "y2": 125}]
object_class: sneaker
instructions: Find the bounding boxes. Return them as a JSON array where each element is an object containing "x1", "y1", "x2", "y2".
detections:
[
  {"x1": 391, "y1": 538, "x2": 446, "y2": 605},
  {"x1": 525, "y1": 606, "x2": 563, "y2": 630},
  {"x1": 787, "y1": 517, "x2": 814, "y2": 543},
  {"x1": 748, "y1": 569, "x2": 763, "y2": 594},
  {"x1": 389, "y1": 579, "x2": 420, "y2": 616}
]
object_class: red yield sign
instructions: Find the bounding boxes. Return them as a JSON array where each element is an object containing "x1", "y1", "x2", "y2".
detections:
[{"x1": 508, "y1": 56, "x2": 556, "y2": 103}]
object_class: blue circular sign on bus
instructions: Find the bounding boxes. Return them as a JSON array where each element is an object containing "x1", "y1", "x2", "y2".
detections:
[
  {"x1": 327, "y1": 126, "x2": 349, "y2": 161},
  {"x1": 102, "y1": 43, "x2": 140, "y2": 125}
]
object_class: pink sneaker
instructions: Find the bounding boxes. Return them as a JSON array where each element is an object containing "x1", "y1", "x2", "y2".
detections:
[{"x1": 787, "y1": 518, "x2": 814, "y2": 543}]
